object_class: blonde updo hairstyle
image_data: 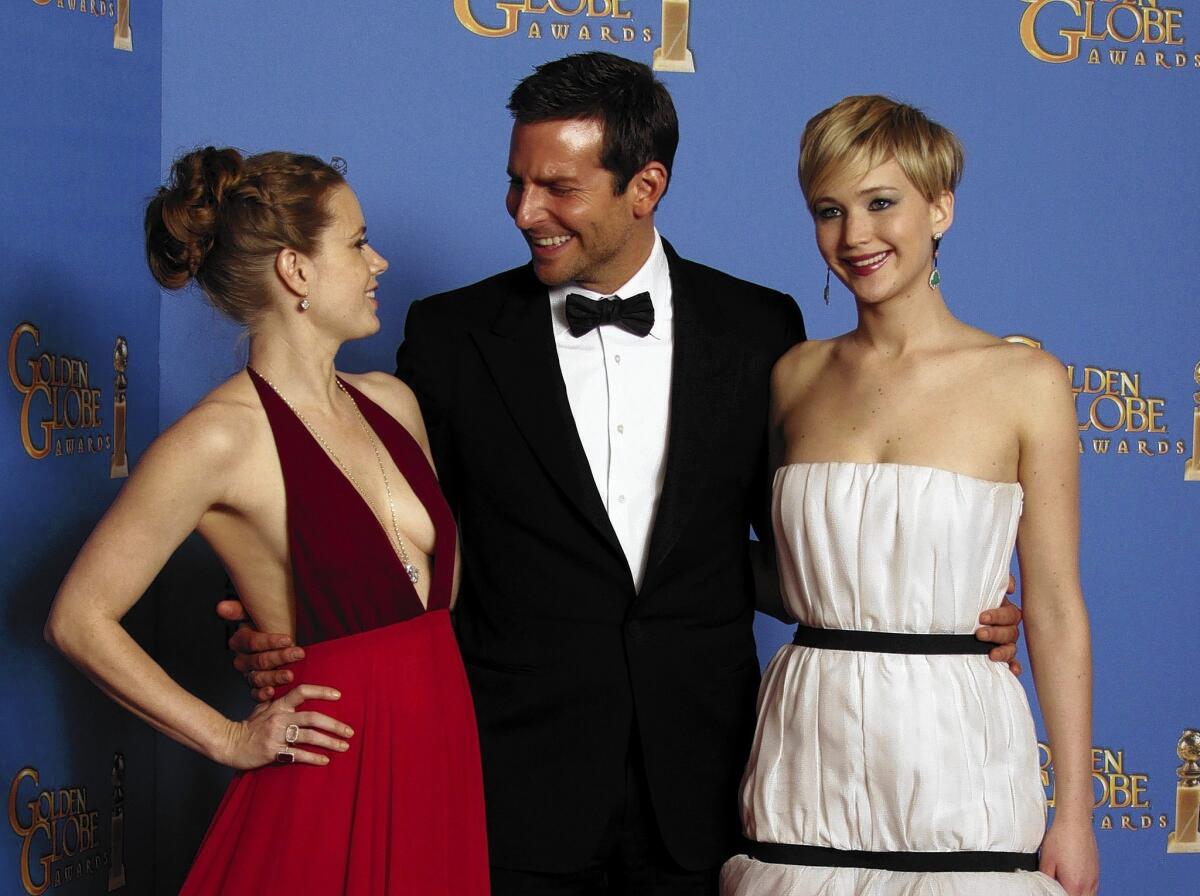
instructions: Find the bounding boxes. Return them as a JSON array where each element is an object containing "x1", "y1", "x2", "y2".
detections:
[
  {"x1": 798, "y1": 95, "x2": 964, "y2": 209},
  {"x1": 145, "y1": 147, "x2": 346, "y2": 325}
]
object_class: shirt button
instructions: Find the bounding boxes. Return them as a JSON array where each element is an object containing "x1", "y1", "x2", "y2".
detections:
[
  {"x1": 618, "y1": 495, "x2": 626, "y2": 504},
  {"x1": 613, "y1": 354, "x2": 621, "y2": 364},
  {"x1": 616, "y1": 424, "x2": 624, "y2": 434}
]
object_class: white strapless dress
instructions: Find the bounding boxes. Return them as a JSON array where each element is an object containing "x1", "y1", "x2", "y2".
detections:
[{"x1": 722, "y1": 462, "x2": 1064, "y2": 895}]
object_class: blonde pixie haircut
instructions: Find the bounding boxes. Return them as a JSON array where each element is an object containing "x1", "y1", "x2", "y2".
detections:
[{"x1": 798, "y1": 95, "x2": 964, "y2": 208}]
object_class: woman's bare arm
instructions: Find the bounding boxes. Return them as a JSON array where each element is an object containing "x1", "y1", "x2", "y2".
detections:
[
  {"x1": 45, "y1": 400, "x2": 351, "y2": 768},
  {"x1": 1013, "y1": 349, "x2": 1099, "y2": 896}
]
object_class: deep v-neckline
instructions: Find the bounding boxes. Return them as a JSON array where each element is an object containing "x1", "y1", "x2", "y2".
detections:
[{"x1": 247, "y1": 367, "x2": 434, "y2": 613}]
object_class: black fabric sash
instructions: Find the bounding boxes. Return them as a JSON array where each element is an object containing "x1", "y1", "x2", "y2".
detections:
[
  {"x1": 745, "y1": 841, "x2": 1040, "y2": 873},
  {"x1": 791, "y1": 624, "x2": 993, "y2": 655}
]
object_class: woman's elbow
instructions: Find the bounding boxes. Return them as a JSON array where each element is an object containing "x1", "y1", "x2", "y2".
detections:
[
  {"x1": 43, "y1": 601, "x2": 86, "y2": 658},
  {"x1": 44, "y1": 609, "x2": 68, "y2": 654}
]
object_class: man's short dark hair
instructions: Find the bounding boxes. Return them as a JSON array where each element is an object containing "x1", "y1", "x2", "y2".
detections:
[{"x1": 507, "y1": 52, "x2": 679, "y2": 197}]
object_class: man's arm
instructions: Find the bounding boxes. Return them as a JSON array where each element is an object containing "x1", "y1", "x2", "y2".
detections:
[
  {"x1": 749, "y1": 540, "x2": 788, "y2": 621},
  {"x1": 395, "y1": 297, "x2": 458, "y2": 509},
  {"x1": 749, "y1": 294, "x2": 804, "y2": 621},
  {"x1": 979, "y1": 588, "x2": 1024, "y2": 675},
  {"x1": 217, "y1": 600, "x2": 302, "y2": 702}
]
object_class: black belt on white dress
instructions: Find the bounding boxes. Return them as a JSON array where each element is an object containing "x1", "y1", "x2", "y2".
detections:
[
  {"x1": 791, "y1": 623, "x2": 994, "y2": 655},
  {"x1": 744, "y1": 841, "x2": 1040, "y2": 873}
]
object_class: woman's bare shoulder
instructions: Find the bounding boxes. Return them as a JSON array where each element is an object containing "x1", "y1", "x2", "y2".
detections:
[
  {"x1": 153, "y1": 372, "x2": 268, "y2": 471},
  {"x1": 339, "y1": 370, "x2": 425, "y2": 433},
  {"x1": 774, "y1": 336, "x2": 838, "y2": 382},
  {"x1": 977, "y1": 338, "x2": 1068, "y2": 391},
  {"x1": 966, "y1": 339, "x2": 1073, "y2": 442}
]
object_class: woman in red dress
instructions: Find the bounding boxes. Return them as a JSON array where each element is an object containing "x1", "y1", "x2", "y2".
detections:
[{"x1": 45, "y1": 147, "x2": 489, "y2": 895}]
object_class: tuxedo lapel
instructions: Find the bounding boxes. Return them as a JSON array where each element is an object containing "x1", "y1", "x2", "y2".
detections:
[
  {"x1": 470, "y1": 268, "x2": 625, "y2": 562},
  {"x1": 641, "y1": 249, "x2": 744, "y2": 593}
]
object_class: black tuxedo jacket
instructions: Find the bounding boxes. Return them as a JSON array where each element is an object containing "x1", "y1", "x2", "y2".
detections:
[{"x1": 395, "y1": 242, "x2": 805, "y2": 873}]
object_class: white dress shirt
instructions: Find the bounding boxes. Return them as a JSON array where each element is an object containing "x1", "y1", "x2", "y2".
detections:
[{"x1": 547, "y1": 231, "x2": 674, "y2": 590}]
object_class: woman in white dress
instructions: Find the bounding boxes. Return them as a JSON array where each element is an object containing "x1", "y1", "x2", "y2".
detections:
[{"x1": 722, "y1": 97, "x2": 1099, "y2": 895}]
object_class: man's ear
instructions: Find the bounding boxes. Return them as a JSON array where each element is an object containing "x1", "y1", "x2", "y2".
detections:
[{"x1": 629, "y1": 162, "x2": 669, "y2": 218}]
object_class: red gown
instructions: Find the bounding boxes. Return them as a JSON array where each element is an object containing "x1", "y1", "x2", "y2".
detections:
[{"x1": 180, "y1": 369, "x2": 489, "y2": 895}]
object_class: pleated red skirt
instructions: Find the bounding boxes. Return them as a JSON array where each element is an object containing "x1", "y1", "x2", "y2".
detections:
[{"x1": 180, "y1": 610, "x2": 490, "y2": 895}]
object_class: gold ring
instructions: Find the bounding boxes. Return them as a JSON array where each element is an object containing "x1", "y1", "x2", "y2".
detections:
[
  {"x1": 274, "y1": 750, "x2": 295, "y2": 765},
  {"x1": 284, "y1": 723, "x2": 300, "y2": 745}
]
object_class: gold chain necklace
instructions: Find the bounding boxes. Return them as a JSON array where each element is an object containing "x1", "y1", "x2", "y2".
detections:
[{"x1": 253, "y1": 369, "x2": 420, "y2": 584}]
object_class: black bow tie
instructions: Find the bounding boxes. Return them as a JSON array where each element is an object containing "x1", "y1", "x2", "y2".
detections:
[{"x1": 564, "y1": 291, "x2": 654, "y2": 338}]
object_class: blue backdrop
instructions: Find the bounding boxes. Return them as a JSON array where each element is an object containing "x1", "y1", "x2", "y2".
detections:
[
  {"x1": 1, "y1": 2, "x2": 161, "y2": 895},
  {"x1": 2, "y1": 1, "x2": 1197, "y2": 892}
]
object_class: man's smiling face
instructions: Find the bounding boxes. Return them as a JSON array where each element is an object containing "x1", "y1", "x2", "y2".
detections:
[{"x1": 505, "y1": 118, "x2": 643, "y2": 294}]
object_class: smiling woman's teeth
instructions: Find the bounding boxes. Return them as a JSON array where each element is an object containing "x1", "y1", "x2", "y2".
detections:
[
  {"x1": 848, "y1": 251, "x2": 888, "y2": 269},
  {"x1": 533, "y1": 235, "x2": 572, "y2": 247}
]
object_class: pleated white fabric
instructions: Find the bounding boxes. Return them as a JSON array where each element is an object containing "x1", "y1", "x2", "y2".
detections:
[{"x1": 722, "y1": 462, "x2": 1063, "y2": 895}]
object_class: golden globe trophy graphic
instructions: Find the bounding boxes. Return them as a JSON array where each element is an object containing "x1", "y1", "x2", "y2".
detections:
[
  {"x1": 110, "y1": 336, "x2": 129, "y2": 479},
  {"x1": 108, "y1": 753, "x2": 126, "y2": 890},
  {"x1": 113, "y1": 0, "x2": 132, "y2": 52},
  {"x1": 1168, "y1": 729, "x2": 1200, "y2": 853},
  {"x1": 653, "y1": 0, "x2": 695, "y2": 73},
  {"x1": 1186, "y1": 362, "x2": 1200, "y2": 481}
]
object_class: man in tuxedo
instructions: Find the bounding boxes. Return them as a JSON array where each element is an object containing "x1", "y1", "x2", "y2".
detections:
[
  {"x1": 230, "y1": 52, "x2": 1021, "y2": 895},
  {"x1": 394, "y1": 53, "x2": 805, "y2": 894}
]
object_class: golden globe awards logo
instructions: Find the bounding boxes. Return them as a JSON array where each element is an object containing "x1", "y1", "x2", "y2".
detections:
[
  {"x1": 30, "y1": 0, "x2": 132, "y2": 52},
  {"x1": 7, "y1": 767, "x2": 109, "y2": 895},
  {"x1": 6, "y1": 322, "x2": 131, "y2": 474},
  {"x1": 1005, "y1": 336, "x2": 1186, "y2": 458},
  {"x1": 1020, "y1": 0, "x2": 1199, "y2": 71},
  {"x1": 452, "y1": 1, "x2": 696, "y2": 71},
  {"x1": 1067, "y1": 362, "x2": 1182, "y2": 456},
  {"x1": 1041, "y1": 742, "x2": 1169, "y2": 831}
]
